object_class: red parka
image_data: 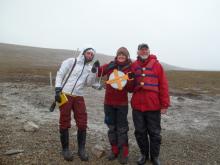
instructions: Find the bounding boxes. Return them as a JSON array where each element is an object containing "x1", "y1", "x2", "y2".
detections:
[
  {"x1": 98, "y1": 60, "x2": 133, "y2": 106},
  {"x1": 130, "y1": 55, "x2": 170, "y2": 112}
]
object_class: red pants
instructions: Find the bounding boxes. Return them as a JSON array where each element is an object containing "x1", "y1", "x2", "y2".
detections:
[{"x1": 59, "y1": 95, "x2": 87, "y2": 130}]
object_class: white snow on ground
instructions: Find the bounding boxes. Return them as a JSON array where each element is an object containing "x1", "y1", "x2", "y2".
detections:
[{"x1": 1, "y1": 82, "x2": 220, "y2": 136}]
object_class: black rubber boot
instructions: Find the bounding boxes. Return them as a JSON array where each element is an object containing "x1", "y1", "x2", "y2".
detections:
[
  {"x1": 137, "y1": 154, "x2": 149, "y2": 165},
  {"x1": 60, "y1": 129, "x2": 73, "y2": 161},
  {"x1": 77, "y1": 130, "x2": 89, "y2": 161},
  {"x1": 151, "y1": 157, "x2": 160, "y2": 165}
]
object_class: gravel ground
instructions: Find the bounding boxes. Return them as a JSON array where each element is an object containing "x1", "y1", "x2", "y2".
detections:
[{"x1": 0, "y1": 80, "x2": 220, "y2": 165}]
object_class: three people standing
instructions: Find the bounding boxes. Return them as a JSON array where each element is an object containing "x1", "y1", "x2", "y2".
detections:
[{"x1": 54, "y1": 43, "x2": 170, "y2": 165}]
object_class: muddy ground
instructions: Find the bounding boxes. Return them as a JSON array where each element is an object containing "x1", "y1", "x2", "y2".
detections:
[
  {"x1": 1, "y1": 43, "x2": 220, "y2": 165},
  {"x1": 0, "y1": 71, "x2": 220, "y2": 165}
]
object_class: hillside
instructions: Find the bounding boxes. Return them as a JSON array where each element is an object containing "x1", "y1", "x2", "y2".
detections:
[{"x1": 0, "y1": 43, "x2": 184, "y2": 71}]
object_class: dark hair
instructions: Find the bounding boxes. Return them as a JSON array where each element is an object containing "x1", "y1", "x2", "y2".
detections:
[{"x1": 138, "y1": 43, "x2": 149, "y2": 50}]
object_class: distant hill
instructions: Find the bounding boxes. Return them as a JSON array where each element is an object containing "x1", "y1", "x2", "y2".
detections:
[{"x1": 0, "y1": 43, "x2": 186, "y2": 70}]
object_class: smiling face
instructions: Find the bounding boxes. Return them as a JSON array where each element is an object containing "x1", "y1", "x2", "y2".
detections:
[
  {"x1": 116, "y1": 53, "x2": 127, "y2": 63},
  {"x1": 137, "y1": 47, "x2": 150, "y2": 59},
  {"x1": 84, "y1": 50, "x2": 94, "y2": 62}
]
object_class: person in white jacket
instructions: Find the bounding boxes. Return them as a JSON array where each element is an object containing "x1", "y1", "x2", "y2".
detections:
[{"x1": 55, "y1": 47, "x2": 100, "y2": 161}]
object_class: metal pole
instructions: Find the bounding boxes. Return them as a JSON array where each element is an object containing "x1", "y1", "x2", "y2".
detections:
[{"x1": 49, "y1": 72, "x2": 52, "y2": 87}]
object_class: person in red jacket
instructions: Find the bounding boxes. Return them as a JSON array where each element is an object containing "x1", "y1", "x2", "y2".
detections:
[
  {"x1": 130, "y1": 43, "x2": 170, "y2": 165},
  {"x1": 97, "y1": 47, "x2": 133, "y2": 164}
]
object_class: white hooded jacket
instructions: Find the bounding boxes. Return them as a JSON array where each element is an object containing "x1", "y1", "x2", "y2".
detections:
[{"x1": 55, "y1": 48, "x2": 97, "y2": 96}]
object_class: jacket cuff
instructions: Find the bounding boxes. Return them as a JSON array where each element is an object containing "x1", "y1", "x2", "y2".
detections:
[{"x1": 161, "y1": 103, "x2": 169, "y2": 109}]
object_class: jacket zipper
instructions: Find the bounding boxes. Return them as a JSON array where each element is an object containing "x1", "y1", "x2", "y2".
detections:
[{"x1": 70, "y1": 62, "x2": 86, "y2": 95}]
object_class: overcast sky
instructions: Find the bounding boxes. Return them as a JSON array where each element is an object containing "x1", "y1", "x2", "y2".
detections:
[{"x1": 0, "y1": 0, "x2": 219, "y2": 70}]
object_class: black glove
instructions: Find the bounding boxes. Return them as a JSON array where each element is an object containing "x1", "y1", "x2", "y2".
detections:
[
  {"x1": 55, "y1": 87, "x2": 62, "y2": 103},
  {"x1": 128, "y1": 72, "x2": 135, "y2": 79},
  {"x1": 93, "y1": 60, "x2": 100, "y2": 68},
  {"x1": 91, "y1": 67, "x2": 97, "y2": 73},
  {"x1": 91, "y1": 60, "x2": 100, "y2": 73}
]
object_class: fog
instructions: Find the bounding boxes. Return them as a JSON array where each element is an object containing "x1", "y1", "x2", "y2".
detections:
[{"x1": 0, "y1": 0, "x2": 219, "y2": 70}]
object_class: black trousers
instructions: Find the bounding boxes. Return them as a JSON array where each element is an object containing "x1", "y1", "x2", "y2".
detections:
[
  {"x1": 104, "y1": 104, "x2": 129, "y2": 147},
  {"x1": 132, "y1": 110, "x2": 161, "y2": 158}
]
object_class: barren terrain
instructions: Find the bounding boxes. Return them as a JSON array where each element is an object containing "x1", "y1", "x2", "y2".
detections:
[{"x1": 0, "y1": 44, "x2": 220, "y2": 165}]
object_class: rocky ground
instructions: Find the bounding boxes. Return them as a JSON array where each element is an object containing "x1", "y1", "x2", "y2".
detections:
[
  {"x1": 1, "y1": 44, "x2": 220, "y2": 165},
  {"x1": 0, "y1": 74, "x2": 220, "y2": 165}
]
